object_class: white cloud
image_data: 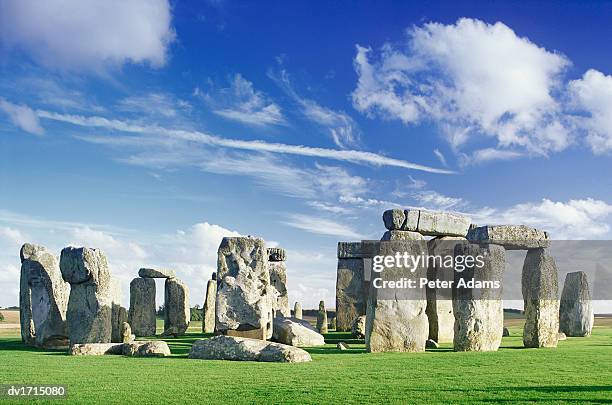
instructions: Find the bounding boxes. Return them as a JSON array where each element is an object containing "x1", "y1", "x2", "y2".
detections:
[
  {"x1": 433, "y1": 149, "x2": 447, "y2": 166},
  {"x1": 413, "y1": 190, "x2": 463, "y2": 211},
  {"x1": 460, "y1": 147, "x2": 524, "y2": 166},
  {"x1": 200, "y1": 74, "x2": 285, "y2": 126},
  {"x1": 0, "y1": 98, "x2": 44, "y2": 135},
  {"x1": 0, "y1": 0, "x2": 175, "y2": 72},
  {"x1": 352, "y1": 18, "x2": 571, "y2": 156},
  {"x1": 283, "y1": 214, "x2": 364, "y2": 239},
  {"x1": 117, "y1": 93, "x2": 191, "y2": 119},
  {"x1": 568, "y1": 69, "x2": 612, "y2": 153}
]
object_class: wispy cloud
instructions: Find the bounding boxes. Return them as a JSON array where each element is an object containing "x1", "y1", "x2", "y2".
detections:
[
  {"x1": 117, "y1": 92, "x2": 191, "y2": 118},
  {"x1": 0, "y1": 97, "x2": 44, "y2": 135},
  {"x1": 283, "y1": 213, "x2": 364, "y2": 239}
]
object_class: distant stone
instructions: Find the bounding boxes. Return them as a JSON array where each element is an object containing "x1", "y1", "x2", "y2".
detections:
[
  {"x1": 267, "y1": 247, "x2": 286, "y2": 262},
  {"x1": 188, "y1": 336, "x2": 312, "y2": 363},
  {"x1": 560, "y1": 271, "x2": 594, "y2": 337},
  {"x1": 467, "y1": 225, "x2": 549, "y2": 250},
  {"x1": 329, "y1": 317, "x2": 336, "y2": 330},
  {"x1": 351, "y1": 315, "x2": 366, "y2": 339},
  {"x1": 557, "y1": 332, "x2": 567, "y2": 341},
  {"x1": 123, "y1": 341, "x2": 171, "y2": 357},
  {"x1": 425, "y1": 339, "x2": 439, "y2": 349},
  {"x1": 272, "y1": 317, "x2": 325, "y2": 347},
  {"x1": 337, "y1": 342, "x2": 349, "y2": 350},
  {"x1": 69, "y1": 343, "x2": 124, "y2": 356},
  {"x1": 316, "y1": 300, "x2": 328, "y2": 334},
  {"x1": 164, "y1": 278, "x2": 190, "y2": 336},
  {"x1": 121, "y1": 322, "x2": 133, "y2": 343},
  {"x1": 19, "y1": 243, "x2": 70, "y2": 348},
  {"x1": 138, "y1": 268, "x2": 176, "y2": 279},
  {"x1": 294, "y1": 302, "x2": 303, "y2": 320},
  {"x1": 503, "y1": 327, "x2": 510, "y2": 337},
  {"x1": 269, "y1": 259, "x2": 291, "y2": 318},
  {"x1": 522, "y1": 248, "x2": 559, "y2": 348},
  {"x1": 381, "y1": 230, "x2": 424, "y2": 241},
  {"x1": 202, "y1": 278, "x2": 216, "y2": 334},
  {"x1": 128, "y1": 278, "x2": 156, "y2": 337},
  {"x1": 60, "y1": 247, "x2": 112, "y2": 344}
]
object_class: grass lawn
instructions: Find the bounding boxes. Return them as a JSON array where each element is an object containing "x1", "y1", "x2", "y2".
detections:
[{"x1": 1, "y1": 316, "x2": 611, "y2": 404}]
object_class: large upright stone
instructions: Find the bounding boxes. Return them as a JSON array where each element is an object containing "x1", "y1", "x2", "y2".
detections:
[
  {"x1": 316, "y1": 300, "x2": 328, "y2": 334},
  {"x1": 467, "y1": 225, "x2": 549, "y2": 250},
  {"x1": 267, "y1": 248, "x2": 290, "y2": 318},
  {"x1": 60, "y1": 247, "x2": 112, "y2": 344},
  {"x1": 382, "y1": 209, "x2": 470, "y2": 237},
  {"x1": 128, "y1": 278, "x2": 156, "y2": 336},
  {"x1": 110, "y1": 278, "x2": 128, "y2": 343},
  {"x1": 202, "y1": 277, "x2": 216, "y2": 334},
  {"x1": 560, "y1": 271, "x2": 594, "y2": 337},
  {"x1": 453, "y1": 243, "x2": 505, "y2": 352},
  {"x1": 365, "y1": 240, "x2": 429, "y2": 352},
  {"x1": 294, "y1": 302, "x2": 302, "y2": 319},
  {"x1": 216, "y1": 237, "x2": 273, "y2": 339},
  {"x1": 522, "y1": 248, "x2": 559, "y2": 348},
  {"x1": 164, "y1": 277, "x2": 190, "y2": 336},
  {"x1": 336, "y1": 242, "x2": 369, "y2": 332},
  {"x1": 19, "y1": 243, "x2": 70, "y2": 347}
]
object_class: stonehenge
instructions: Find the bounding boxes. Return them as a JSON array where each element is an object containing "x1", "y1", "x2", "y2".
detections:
[
  {"x1": 272, "y1": 317, "x2": 325, "y2": 347},
  {"x1": 560, "y1": 271, "x2": 594, "y2": 337},
  {"x1": 164, "y1": 277, "x2": 190, "y2": 336},
  {"x1": 128, "y1": 277, "x2": 156, "y2": 336},
  {"x1": 188, "y1": 336, "x2": 312, "y2": 363},
  {"x1": 110, "y1": 278, "x2": 128, "y2": 343},
  {"x1": 268, "y1": 248, "x2": 291, "y2": 318},
  {"x1": 293, "y1": 302, "x2": 302, "y2": 319},
  {"x1": 19, "y1": 243, "x2": 70, "y2": 348},
  {"x1": 316, "y1": 300, "x2": 328, "y2": 334},
  {"x1": 335, "y1": 242, "x2": 368, "y2": 331},
  {"x1": 202, "y1": 274, "x2": 216, "y2": 333}
]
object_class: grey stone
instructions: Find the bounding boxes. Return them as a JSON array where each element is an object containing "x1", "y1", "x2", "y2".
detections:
[
  {"x1": 382, "y1": 209, "x2": 419, "y2": 231},
  {"x1": 467, "y1": 225, "x2": 549, "y2": 250},
  {"x1": 269, "y1": 260, "x2": 291, "y2": 318},
  {"x1": 19, "y1": 243, "x2": 70, "y2": 348},
  {"x1": 336, "y1": 258, "x2": 367, "y2": 331},
  {"x1": 294, "y1": 302, "x2": 302, "y2": 320},
  {"x1": 138, "y1": 268, "x2": 176, "y2": 279},
  {"x1": 316, "y1": 300, "x2": 328, "y2": 334},
  {"x1": 560, "y1": 271, "x2": 594, "y2": 337},
  {"x1": 453, "y1": 243, "x2": 505, "y2": 352},
  {"x1": 128, "y1": 278, "x2": 156, "y2": 337},
  {"x1": 267, "y1": 247, "x2": 286, "y2": 262},
  {"x1": 272, "y1": 317, "x2": 325, "y2": 347},
  {"x1": 381, "y1": 230, "x2": 424, "y2": 241},
  {"x1": 164, "y1": 277, "x2": 190, "y2": 336},
  {"x1": 121, "y1": 322, "x2": 133, "y2": 343},
  {"x1": 337, "y1": 342, "x2": 349, "y2": 350},
  {"x1": 558, "y1": 332, "x2": 567, "y2": 341},
  {"x1": 366, "y1": 240, "x2": 429, "y2": 352},
  {"x1": 123, "y1": 341, "x2": 171, "y2": 357},
  {"x1": 110, "y1": 278, "x2": 128, "y2": 343},
  {"x1": 60, "y1": 247, "x2": 112, "y2": 344},
  {"x1": 216, "y1": 237, "x2": 273, "y2": 339},
  {"x1": 351, "y1": 315, "x2": 366, "y2": 339},
  {"x1": 69, "y1": 342, "x2": 125, "y2": 356},
  {"x1": 522, "y1": 248, "x2": 559, "y2": 348},
  {"x1": 337, "y1": 242, "x2": 364, "y2": 259},
  {"x1": 188, "y1": 336, "x2": 312, "y2": 363},
  {"x1": 329, "y1": 317, "x2": 336, "y2": 330},
  {"x1": 202, "y1": 278, "x2": 216, "y2": 334},
  {"x1": 503, "y1": 327, "x2": 510, "y2": 337},
  {"x1": 382, "y1": 209, "x2": 470, "y2": 236},
  {"x1": 425, "y1": 339, "x2": 439, "y2": 349}
]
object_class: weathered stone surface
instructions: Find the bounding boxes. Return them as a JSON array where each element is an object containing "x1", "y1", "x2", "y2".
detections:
[
  {"x1": 202, "y1": 278, "x2": 216, "y2": 334},
  {"x1": 558, "y1": 332, "x2": 567, "y2": 341},
  {"x1": 560, "y1": 271, "x2": 594, "y2": 337},
  {"x1": 351, "y1": 315, "x2": 366, "y2": 339},
  {"x1": 467, "y1": 225, "x2": 549, "y2": 250},
  {"x1": 110, "y1": 278, "x2": 128, "y2": 343},
  {"x1": 121, "y1": 322, "x2": 133, "y2": 343},
  {"x1": 188, "y1": 336, "x2": 312, "y2": 363},
  {"x1": 272, "y1": 317, "x2": 325, "y2": 347},
  {"x1": 19, "y1": 243, "x2": 70, "y2": 348},
  {"x1": 269, "y1": 261, "x2": 291, "y2": 318},
  {"x1": 337, "y1": 342, "x2": 349, "y2": 350},
  {"x1": 503, "y1": 327, "x2": 510, "y2": 337},
  {"x1": 522, "y1": 248, "x2": 559, "y2": 348},
  {"x1": 425, "y1": 339, "x2": 439, "y2": 349},
  {"x1": 123, "y1": 341, "x2": 171, "y2": 357},
  {"x1": 336, "y1": 258, "x2": 367, "y2": 331},
  {"x1": 164, "y1": 277, "x2": 190, "y2": 336},
  {"x1": 60, "y1": 247, "x2": 112, "y2": 344},
  {"x1": 453, "y1": 243, "x2": 505, "y2": 352},
  {"x1": 70, "y1": 343, "x2": 124, "y2": 356},
  {"x1": 316, "y1": 301, "x2": 328, "y2": 334},
  {"x1": 216, "y1": 237, "x2": 273, "y2": 339},
  {"x1": 381, "y1": 230, "x2": 424, "y2": 241},
  {"x1": 128, "y1": 278, "x2": 156, "y2": 337},
  {"x1": 337, "y1": 242, "x2": 364, "y2": 259},
  {"x1": 294, "y1": 302, "x2": 302, "y2": 319},
  {"x1": 267, "y1": 247, "x2": 286, "y2": 262},
  {"x1": 329, "y1": 317, "x2": 336, "y2": 330},
  {"x1": 382, "y1": 209, "x2": 470, "y2": 236},
  {"x1": 366, "y1": 240, "x2": 429, "y2": 352},
  {"x1": 138, "y1": 268, "x2": 176, "y2": 279}
]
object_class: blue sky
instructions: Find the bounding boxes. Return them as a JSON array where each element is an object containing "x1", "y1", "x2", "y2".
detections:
[{"x1": 1, "y1": 0, "x2": 611, "y2": 309}]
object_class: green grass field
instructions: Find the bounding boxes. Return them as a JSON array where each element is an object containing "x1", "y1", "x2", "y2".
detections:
[{"x1": 1, "y1": 312, "x2": 611, "y2": 404}]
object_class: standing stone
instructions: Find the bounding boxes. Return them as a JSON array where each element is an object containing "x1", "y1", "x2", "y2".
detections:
[
  {"x1": 19, "y1": 243, "x2": 70, "y2": 347},
  {"x1": 522, "y1": 248, "x2": 559, "y2": 348},
  {"x1": 366, "y1": 240, "x2": 429, "y2": 352},
  {"x1": 351, "y1": 315, "x2": 366, "y2": 339},
  {"x1": 336, "y1": 242, "x2": 368, "y2": 331},
  {"x1": 268, "y1": 248, "x2": 291, "y2": 318},
  {"x1": 110, "y1": 278, "x2": 128, "y2": 343},
  {"x1": 216, "y1": 237, "x2": 273, "y2": 340},
  {"x1": 60, "y1": 247, "x2": 112, "y2": 344},
  {"x1": 128, "y1": 278, "x2": 156, "y2": 337},
  {"x1": 453, "y1": 243, "x2": 505, "y2": 352},
  {"x1": 202, "y1": 277, "x2": 216, "y2": 334},
  {"x1": 121, "y1": 322, "x2": 133, "y2": 343},
  {"x1": 316, "y1": 300, "x2": 328, "y2": 334},
  {"x1": 329, "y1": 317, "x2": 336, "y2": 330},
  {"x1": 294, "y1": 302, "x2": 302, "y2": 320},
  {"x1": 560, "y1": 271, "x2": 594, "y2": 337},
  {"x1": 164, "y1": 277, "x2": 190, "y2": 336}
]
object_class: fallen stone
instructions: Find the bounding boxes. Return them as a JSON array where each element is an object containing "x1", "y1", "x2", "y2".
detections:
[
  {"x1": 337, "y1": 342, "x2": 349, "y2": 350},
  {"x1": 216, "y1": 237, "x2": 273, "y2": 339},
  {"x1": 138, "y1": 268, "x2": 176, "y2": 279},
  {"x1": 503, "y1": 327, "x2": 510, "y2": 337},
  {"x1": 425, "y1": 339, "x2": 439, "y2": 349},
  {"x1": 336, "y1": 257, "x2": 367, "y2": 331},
  {"x1": 60, "y1": 247, "x2": 112, "y2": 344},
  {"x1": 294, "y1": 302, "x2": 302, "y2": 319},
  {"x1": 453, "y1": 243, "x2": 505, "y2": 352},
  {"x1": 123, "y1": 341, "x2": 171, "y2": 357},
  {"x1": 381, "y1": 230, "x2": 424, "y2": 241},
  {"x1": 272, "y1": 317, "x2": 325, "y2": 347},
  {"x1": 317, "y1": 301, "x2": 328, "y2": 334},
  {"x1": 351, "y1": 315, "x2": 366, "y2": 339},
  {"x1": 164, "y1": 277, "x2": 190, "y2": 336},
  {"x1": 267, "y1": 247, "x2": 286, "y2": 262},
  {"x1": 558, "y1": 332, "x2": 567, "y2": 341},
  {"x1": 382, "y1": 209, "x2": 470, "y2": 237},
  {"x1": 467, "y1": 225, "x2": 549, "y2": 250},
  {"x1": 559, "y1": 271, "x2": 594, "y2": 337},
  {"x1": 202, "y1": 278, "x2": 216, "y2": 334},
  {"x1": 19, "y1": 243, "x2": 70, "y2": 348},
  {"x1": 69, "y1": 343, "x2": 124, "y2": 356},
  {"x1": 128, "y1": 277, "x2": 156, "y2": 337},
  {"x1": 188, "y1": 336, "x2": 312, "y2": 363},
  {"x1": 522, "y1": 248, "x2": 559, "y2": 348}
]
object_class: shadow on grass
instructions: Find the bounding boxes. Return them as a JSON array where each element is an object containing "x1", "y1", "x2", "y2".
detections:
[{"x1": 306, "y1": 347, "x2": 367, "y2": 355}]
